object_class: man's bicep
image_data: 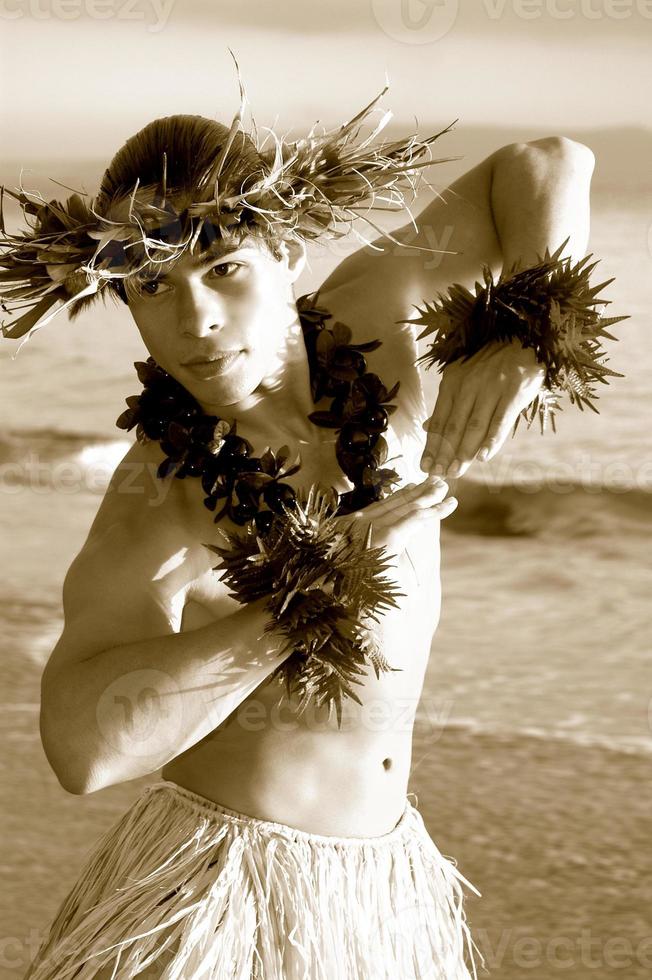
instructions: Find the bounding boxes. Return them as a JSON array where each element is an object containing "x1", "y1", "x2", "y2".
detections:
[{"x1": 44, "y1": 522, "x2": 187, "y2": 682}]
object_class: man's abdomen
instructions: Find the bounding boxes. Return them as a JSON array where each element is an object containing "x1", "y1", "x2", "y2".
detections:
[{"x1": 161, "y1": 543, "x2": 441, "y2": 837}]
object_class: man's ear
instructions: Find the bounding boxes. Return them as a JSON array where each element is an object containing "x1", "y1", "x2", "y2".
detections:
[{"x1": 279, "y1": 239, "x2": 307, "y2": 283}]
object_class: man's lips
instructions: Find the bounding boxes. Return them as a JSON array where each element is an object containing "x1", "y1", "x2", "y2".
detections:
[
  {"x1": 182, "y1": 352, "x2": 243, "y2": 377},
  {"x1": 182, "y1": 351, "x2": 241, "y2": 365}
]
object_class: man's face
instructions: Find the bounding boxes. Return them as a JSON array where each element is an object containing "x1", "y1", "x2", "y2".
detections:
[{"x1": 126, "y1": 234, "x2": 306, "y2": 415}]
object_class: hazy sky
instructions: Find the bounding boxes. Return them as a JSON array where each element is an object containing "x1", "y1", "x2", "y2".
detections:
[{"x1": 0, "y1": 0, "x2": 650, "y2": 163}]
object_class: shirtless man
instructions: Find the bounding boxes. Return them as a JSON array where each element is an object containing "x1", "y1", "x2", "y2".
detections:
[{"x1": 29, "y1": 122, "x2": 594, "y2": 977}]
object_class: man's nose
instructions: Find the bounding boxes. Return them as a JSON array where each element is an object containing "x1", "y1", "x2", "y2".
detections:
[{"x1": 177, "y1": 282, "x2": 225, "y2": 336}]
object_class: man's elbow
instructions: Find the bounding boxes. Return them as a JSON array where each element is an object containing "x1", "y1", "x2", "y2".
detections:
[
  {"x1": 39, "y1": 700, "x2": 105, "y2": 795},
  {"x1": 499, "y1": 137, "x2": 595, "y2": 176},
  {"x1": 532, "y1": 136, "x2": 595, "y2": 175},
  {"x1": 55, "y1": 770, "x2": 93, "y2": 796},
  {"x1": 40, "y1": 728, "x2": 92, "y2": 794},
  {"x1": 45, "y1": 752, "x2": 108, "y2": 796}
]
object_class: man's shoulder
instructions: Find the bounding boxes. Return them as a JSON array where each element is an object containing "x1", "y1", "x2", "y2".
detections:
[
  {"x1": 312, "y1": 278, "x2": 427, "y2": 432},
  {"x1": 86, "y1": 437, "x2": 185, "y2": 543}
]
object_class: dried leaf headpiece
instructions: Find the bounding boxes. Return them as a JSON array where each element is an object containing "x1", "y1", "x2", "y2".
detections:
[{"x1": 0, "y1": 51, "x2": 460, "y2": 357}]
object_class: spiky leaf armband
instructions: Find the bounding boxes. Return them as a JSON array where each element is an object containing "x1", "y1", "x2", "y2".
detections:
[
  {"x1": 404, "y1": 237, "x2": 629, "y2": 434},
  {"x1": 203, "y1": 484, "x2": 406, "y2": 729}
]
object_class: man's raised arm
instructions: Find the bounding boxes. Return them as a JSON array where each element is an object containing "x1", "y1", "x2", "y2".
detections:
[{"x1": 490, "y1": 136, "x2": 595, "y2": 270}]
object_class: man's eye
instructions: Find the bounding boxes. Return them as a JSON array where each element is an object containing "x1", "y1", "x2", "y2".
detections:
[
  {"x1": 138, "y1": 261, "x2": 242, "y2": 297},
  {"x1": 140, "y1": 279, "x2": 169, "y2": 297},
  {"x1": 209, "y1": 261, "x2": 242, "y2": 278}
]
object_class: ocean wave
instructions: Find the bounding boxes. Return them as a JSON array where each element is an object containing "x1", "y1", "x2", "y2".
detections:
[
  {"x1": 446, "y1": 476, "x2": 652, "y2": 539},
  {"x1": 0, "y1": 428, "x2": 132, "y2": 491},
  {"x1": 414, "y1": 713, "x2": 652, "y2": 757},
  {"x1": 2, "y1": 595, "x2": 63, "y2": 669},
  {"x1": 0, "y1": 427, "x2": 127, "y2": 461}
]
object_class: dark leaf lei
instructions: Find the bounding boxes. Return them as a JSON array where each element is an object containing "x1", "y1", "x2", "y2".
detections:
[
  {"x1": 116, "y1": 290, "x2": 403, "y2": 528},
  {"x1": 116, "y1": 290, "x2": 407, "y2": 726}
]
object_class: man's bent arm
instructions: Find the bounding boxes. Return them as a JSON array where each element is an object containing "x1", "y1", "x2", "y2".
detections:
[
  {"x1": 490, "y1": 136, "x2": 595, "y2": 271},
  {"x1": 41, "y1": 598, "x2": 287, "y2": 795}
]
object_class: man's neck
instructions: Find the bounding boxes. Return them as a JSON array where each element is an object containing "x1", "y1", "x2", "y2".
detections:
[
  {"x1": 197, "y1": 321, "x2": 318, "y2": 450},
  {"x1": 229, "y1": 362, "x2": 317, "y2": 450}
]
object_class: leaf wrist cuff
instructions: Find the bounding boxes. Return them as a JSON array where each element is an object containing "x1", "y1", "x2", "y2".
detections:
[{"x1": 404, "y1": 237, "x2": 629, "y2": 435}]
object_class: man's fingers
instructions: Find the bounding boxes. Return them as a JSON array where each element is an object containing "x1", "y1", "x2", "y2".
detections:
[
  {"x1": 378, "y1": 480, "x2": 451, "y2": 523},
  {"x1": 426, "y1": 392, "x2": 477, "y2": 476},
  {"x1": 479, "y1": 396, "x2": 515, "y2": 461},
  {"x1": 420, "y1": 390, "x2": 453, "y2": 472},
  {"x1": 360, "y1": 478, "x2": 448, "y2": 521},
  {"x1": 396, "y1": 494, "x2": 459, "y2": 525},
  {"x1": 452, "y1": 393, "x2": 500, "y2": 473},
  {"x1": 412, "y1": 495, "x2": 458, "y2": 515}
]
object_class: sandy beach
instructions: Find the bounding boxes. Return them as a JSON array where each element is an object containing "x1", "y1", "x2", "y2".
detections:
[{"x1": 3, "y1": 685, "x2": 651, "y2": 980}]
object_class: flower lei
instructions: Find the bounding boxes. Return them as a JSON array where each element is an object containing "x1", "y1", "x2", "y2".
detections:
[{"x1": 116, "y1": 291, "x2": 407, "y2": 726}]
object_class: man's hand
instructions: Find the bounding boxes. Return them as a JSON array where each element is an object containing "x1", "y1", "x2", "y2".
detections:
[
  {"x1": 420, "y1": 339, "x2": 546, "y2": 479},
  {"x1": 416, "y1": 137, "x2": 594, "y2": 480},
  {"x1": 336, "y1": 475, "x2": 457, "y2": 555}
]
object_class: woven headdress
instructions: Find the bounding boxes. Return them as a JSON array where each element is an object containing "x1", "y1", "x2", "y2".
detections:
[{"x1": 0, "y1": 59, "x2": 460, "y2": 357}]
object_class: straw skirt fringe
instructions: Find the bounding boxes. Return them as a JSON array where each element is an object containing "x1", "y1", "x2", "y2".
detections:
[{"x1": 24, "y1": 779, "x2": 485, "y2": 979}]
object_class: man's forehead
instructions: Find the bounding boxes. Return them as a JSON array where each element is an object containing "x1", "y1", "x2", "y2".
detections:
[
  {"x1": 189, "y1": 240, "x2": 262, "y2": 264},
  {"x1": 138, "y1": 238, "x2": 265, "y2": 280}
]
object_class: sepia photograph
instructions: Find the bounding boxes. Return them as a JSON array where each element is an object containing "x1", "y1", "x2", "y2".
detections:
[{"x1": 0, "y1": 1, "x2": 650, "y2": 977}]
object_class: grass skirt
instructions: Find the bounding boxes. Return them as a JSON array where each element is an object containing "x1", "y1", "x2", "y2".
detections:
[{"x1": 24, "y1": 779, "x2": 485, "y2": 979}]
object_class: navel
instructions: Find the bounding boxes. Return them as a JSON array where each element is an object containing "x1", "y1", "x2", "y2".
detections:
[{"x1": 382, "y1": 757, "x2": 392, "y2": 771}]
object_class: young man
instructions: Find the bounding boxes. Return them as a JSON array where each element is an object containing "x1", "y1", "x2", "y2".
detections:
[{"x1": 9, "y1": 103, "x2": 595, "y2": 978}]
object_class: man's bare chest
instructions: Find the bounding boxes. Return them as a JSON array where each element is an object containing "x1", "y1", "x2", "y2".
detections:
[
  {"x1": 175, "y1": 314, "x2": 436, "y2": 631},
  {"x1": 151, "y1": 308, "x2": 442, "y2": 745}
]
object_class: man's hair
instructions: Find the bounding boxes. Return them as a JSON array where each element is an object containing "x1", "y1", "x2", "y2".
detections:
[{"x1": 96, "y1": 114, "x2": 284, "y2": 305}]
